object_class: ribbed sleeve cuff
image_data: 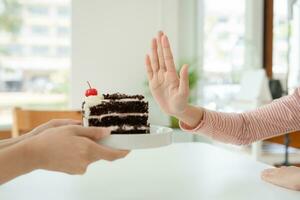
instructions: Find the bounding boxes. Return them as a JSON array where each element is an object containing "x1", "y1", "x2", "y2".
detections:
[{"x1": 179, "y1": 110, "x2": 206, "y2": 133}]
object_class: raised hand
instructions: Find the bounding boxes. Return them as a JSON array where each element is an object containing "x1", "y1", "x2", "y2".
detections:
[
  {"x1": 145, "y1": 31, "x2": 190, "y2": 117},
  {"x1": 145, "y1": 31, "x2": 204, "y2": 128}
]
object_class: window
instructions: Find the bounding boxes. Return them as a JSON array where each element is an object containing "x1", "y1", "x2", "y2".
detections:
[
  {"x1": 31, "y1": 25, "x2": 49, "y2": 35},
  {"x1": 199, "y1": 0, "x2": 247, "y2": 109},
  {"x1": 272, "y1": 0, "x2": 288, "y2": 80},
  {"x1": 7, "y1": 44, "x2": 23, "y2": 56},
  {"x1": 288, "y1": 1, "x2": 300, "y2": 90},
  {"x1": 56, "y1": 46, "x2": 70, "y2": 57},
  {"x1": 57, "y1": 6, "x2": 70, "y2": 17},
  {"x1": 57, "y1": 26, "x2": 70, "y2": 36},
  {"x1": 27, "y1": 5, "x2": 49, "y2": 16},
  {"x1": 273, "y1": 0, "x2": 300, "y2": 92},
  {"x1": 31, "y1": 45, "x2": 50, "y2": 56},
  {"x1": 0, "y1": 0, "x2": 71, "y2": 127}
]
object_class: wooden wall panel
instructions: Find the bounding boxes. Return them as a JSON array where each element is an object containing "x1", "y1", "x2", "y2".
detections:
[{"x1": 263, "y1": 0, "x2": 273, "y2": 79}]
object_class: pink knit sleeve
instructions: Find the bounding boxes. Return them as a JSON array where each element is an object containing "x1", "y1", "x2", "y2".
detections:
[{"x1": 179, "y1": 88, "x2": 300, "y2": 145}]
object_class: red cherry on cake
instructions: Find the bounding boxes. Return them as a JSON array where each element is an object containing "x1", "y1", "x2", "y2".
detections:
[
  {"x1": 85, "y1": 81, "x2": 98, "y2": 97},
  {"x1": 85, "y1": 88, "x2": 98, "y2": 97}
]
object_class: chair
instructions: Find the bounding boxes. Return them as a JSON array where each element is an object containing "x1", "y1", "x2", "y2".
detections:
[
  {"x1": 12, "y1": 107, "x2": 82, "y2": 137},
  {"x1": 0, "y1": 129, "x2": 12, "y2": 140}
]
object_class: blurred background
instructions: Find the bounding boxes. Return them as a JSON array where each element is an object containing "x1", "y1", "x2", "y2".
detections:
[
  {"x1": 0, "y1": 0, "x2": 70, "y2": 125},
  {"x1": 1, "y1": 0, "x2": 300, "y2": 166}
]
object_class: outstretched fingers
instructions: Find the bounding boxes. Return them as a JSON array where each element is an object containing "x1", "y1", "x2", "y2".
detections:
[
  {"x1": 161, "y1": 35, "x2": 177, "y2": 73},
  {"x1": 157, "y1": 31, "x2": 166, "y2": 71},
  {"x1": 145, "y1": 54, "x2": 153, "y2": 80},
  {"x1": 151, "y1": 38, "x2": 160, "y2": 72},
  {"x1": 179, "y1": 64, "x2": 189, "y2": 95}
]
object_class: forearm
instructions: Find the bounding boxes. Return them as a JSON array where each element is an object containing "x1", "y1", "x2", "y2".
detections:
[
  {"x1": 179, "y1": 88, "x2": 300, "y2": 145},
  {"x1": 0, "y1": 132, "x2": 35, "y2": 150},
  {"x1": 0, "y1": 141, "x2": 35, "y2": 185},
  {"x1": 177, "y1": 106, "x2": 251, "y2": 144}
]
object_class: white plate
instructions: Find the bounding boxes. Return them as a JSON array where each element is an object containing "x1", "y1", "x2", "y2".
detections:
[{"x1": 97, "y1": 125, "x2": 173, "y2": 150}]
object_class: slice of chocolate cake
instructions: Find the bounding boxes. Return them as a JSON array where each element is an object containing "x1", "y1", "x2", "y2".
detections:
[{"x1": 82, "y1": 93, "x2": 150, "y2": 134}]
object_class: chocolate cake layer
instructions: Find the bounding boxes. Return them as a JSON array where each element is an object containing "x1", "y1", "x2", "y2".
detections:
[
  {"x1": 103, "y1": 93, "x2": 144, "y2": 100},
  {"x1": 88, "y1": 115, "x2": 148, "y2": 126},
  {"x1": 89, "y1": 101, "x2": 148, "y2": 115}
]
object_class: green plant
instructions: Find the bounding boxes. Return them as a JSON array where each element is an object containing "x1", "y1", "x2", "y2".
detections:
[
  {"x1": 0, "y1": 0, "x2": 22, "y2": 71},
  {"x1": 0, "y1": 0, "x2": 22, "y2": 34}
]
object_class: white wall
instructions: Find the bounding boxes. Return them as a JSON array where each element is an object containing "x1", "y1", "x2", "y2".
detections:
[{"x1": 72, "y1": 0, "x2": 196, "y2": 125}]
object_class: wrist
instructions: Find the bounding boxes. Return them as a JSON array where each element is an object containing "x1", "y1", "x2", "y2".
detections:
[
  {"x1": 173, "y1": 104, "x2": 193, "y2": 119},
  {"x1": 173, "y1": 105, "x2": 204, "y2": 128},
  {"x1": 21, "y1": 138, "x2": 42, "y2": 171},
  {"x1": 0, "y1": 140, "x2": 38, "y2": 184},
  {"x1": 12, "y1": 131, "x2": 38, "y2": 145}
]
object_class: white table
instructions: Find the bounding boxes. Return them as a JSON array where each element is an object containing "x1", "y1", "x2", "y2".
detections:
[{"x1": 1, "y1": 143, "x2": 299, "y2": 200}]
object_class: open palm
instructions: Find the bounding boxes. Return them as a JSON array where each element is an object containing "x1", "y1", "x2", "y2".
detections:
[{"x1": 145, "y1": 32, "x2": 190, "y2": 117}]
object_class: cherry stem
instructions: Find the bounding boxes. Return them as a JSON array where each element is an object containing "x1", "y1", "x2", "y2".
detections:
[{"x1": 87, "y1": 81, "x2": 92, "y2": 89}]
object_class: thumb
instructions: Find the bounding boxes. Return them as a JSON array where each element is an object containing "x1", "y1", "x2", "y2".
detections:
[
  {"x1": 68, "y1": 126, "x2": 111, "y2": 141},
  {"x1": 89, "y1": 142, "x2": 130, "y2": 162},
  {"x1": 179, "y1": 64, "x2": 190, "y2": 95}
]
